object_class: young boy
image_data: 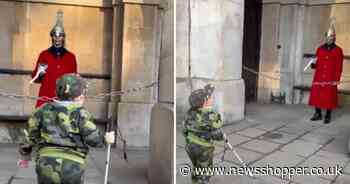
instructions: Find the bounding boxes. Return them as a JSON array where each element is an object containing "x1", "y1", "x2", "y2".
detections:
[
  {"x1": 18, "y1": 74, "x2": 115, "y2": 184},
  {"x1": 183, "y1": 84, "x2": 225, "y2": 184}
]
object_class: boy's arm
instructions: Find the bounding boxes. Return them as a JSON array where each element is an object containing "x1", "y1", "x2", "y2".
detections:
[
  {"x1": 78, "y1": 109, "x2": 105, "y2": 147},
  {"x1": 210, "y1": 112, "x2": 224, "y2": 141},
  {"x1": 19, "y1": 112, "x2": 41, "y2": 159}
]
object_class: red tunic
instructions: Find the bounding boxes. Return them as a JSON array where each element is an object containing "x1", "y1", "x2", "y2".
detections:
[
  {"x1": 308, "y1": 45, "x2": 343, "y2": 110},
  {"x1": 32, "y1": 48, "x2": 77, "y2": 107}
]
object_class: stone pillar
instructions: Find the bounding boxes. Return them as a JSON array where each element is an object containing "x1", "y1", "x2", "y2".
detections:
[
  {"x1": 118, "y1": 1, "x2": 161, "y2": 147},
  {"x1": 149, "y1": 104, "x2": 173, "y2": 184},
  {"x1": 176, "y1": 0, "x2": 245, "y2": 124},
  {"x1": 148, "y1": 0, "x2": 174, "y2": 183}
]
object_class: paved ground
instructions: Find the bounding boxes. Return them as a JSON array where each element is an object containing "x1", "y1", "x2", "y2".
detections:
[
  {"x1": 177, "y1": 103, "x2": 350, "y2": 184},
  {"x1": 0, "y1": 144, "x2": 149, "y2": 184}
]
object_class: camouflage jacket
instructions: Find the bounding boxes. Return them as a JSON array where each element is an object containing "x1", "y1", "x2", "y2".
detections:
[
  {"x1": 19, "y1": 101, "x2": 105, "y2": 158},
  {"x1": 183, "y1": 107, "x2": 224, "y2": 147}
]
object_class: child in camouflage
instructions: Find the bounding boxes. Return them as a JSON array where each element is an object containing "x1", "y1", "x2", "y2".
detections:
[
  {"x1": 183, "y1": 84, "x2": 225, "y2": 184},
  {"x1": 18, "y1": 74, "x2": 115, "y2": 184}
]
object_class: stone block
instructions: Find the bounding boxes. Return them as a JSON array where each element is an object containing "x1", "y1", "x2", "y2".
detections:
[
  {"x1": 260, "y1": 131, "x2": 299, "y2": 144},
  {"x1": 175, "y1": 81, "x2": 191, "y2": 123},
  {"x1": 188, "y1": 1, "x2": 243, "y2": 79},
  {"x1": 175, "y1": 0, "x2": 189, "y2": 78},
  {"x1": 237, "y1": 128, "x2": 267, "y2": 138},
  {"x1": 291, "y1": 175, "x2": 331, "y2": 184},
  {"x1": 278, "y1": 126, "x2": 308, "y2": 136},
  {"x1": 281, "y1": 140, "x2": 322, "y2": 157},
  {"x1": 121, "y1": 4, "x2": 159, "y2": 103},
  {"x1": 253, "y1": 151, "x2": 304, "y2": 168},
  {"x1": 300, "y1": 133, "x2": 333, "y2": 145},
  {"x1": 334, "y1": 174, "x2": 350, "y2": 184},
  {"x1": 176, "y1": 129, "x2": 186, "y2": 147},
  {"x1": 148, "y1": 103, "x2": 173, "y2": 184},
  {"x1": 159, "y1": 2, "x2": 173, "y2": 103},
  {"x1": 117, "y1": 102, "x2": 154, "y2": 147},
  {"x1": 221, "y1": 147, "x2": 264, "y2": 165},
  {"x1": 241, "y1": 140, "x2": 281, "y2": 154},
  {"x1": 322, "y1": 139, "x2": 348, "y2": 154},
  {"x1": 159, "y1": 55, "x2": 174, "y2": 103},
  {"x1": 225, "y1": 133, "x2": 251, "y2": 146},
  {"x1": 298, "y1": 150, "x2": 348, "y2": 180},
  {"x1": 255, "y1": 122, "x2": 286, "y2": 131},
  {"x1": 223, "y1": 121, "x2": 259, "y2": 134},
  {"x1": 176, "y1": 147, "x2": 190, "y2": 165}
]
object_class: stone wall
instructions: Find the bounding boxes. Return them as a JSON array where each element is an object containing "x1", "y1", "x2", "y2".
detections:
[
  {"x1": 176, "y1": 0, "x2": 245, "y2": 124},
  {"x1": 259, "y1": 0, "x2": 350, "y2": 105}
]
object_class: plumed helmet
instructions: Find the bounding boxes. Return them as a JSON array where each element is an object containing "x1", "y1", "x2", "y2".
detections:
[
  {"x1": 189, "y1": 84, "x2": 215, "y2": 108},
  {"x1": 56, "y1": 74, "x2": 87, "y2": 100},
  {"x1": 50, "y1": 10, "x2": 65, "y2": 37},
  {"x1": 326, "y1": 18, "x2": 336, "y2": 39}
]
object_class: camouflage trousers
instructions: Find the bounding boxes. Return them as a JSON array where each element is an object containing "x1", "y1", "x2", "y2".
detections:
[
  {"x1": 185, "y1": 143, "x2": 215, "y2": 184},
  {"x1": 35, "y1": 156, "x2": 86, "y2": 184}
]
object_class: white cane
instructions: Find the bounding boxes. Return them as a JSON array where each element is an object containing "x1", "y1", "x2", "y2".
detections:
[
  {"x1": 223, "y1": 133, "x2": 253, "y2": 177},
  {"x1": 103, "y1": 143, "x2": 112, "y2": 184},
  {"x1": 225, "y1": 141, "x2": 247, "y2": 168}
]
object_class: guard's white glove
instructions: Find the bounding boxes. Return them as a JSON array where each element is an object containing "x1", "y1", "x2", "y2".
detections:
[
  {"x1": 30, "y1": 64, "x2": 48, "y2": 84},
  {"x1": 37, "y1": 64, "x2": 48, "y2": 74},
  {"x1": 105, "y1": 131, "x2": 115, "y2": 144}
]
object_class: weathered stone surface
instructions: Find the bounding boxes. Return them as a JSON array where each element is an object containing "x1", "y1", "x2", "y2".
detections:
[
  {"x1": 260, "y1": 131, "x2": 299, "y2": 144},
  {"x1": 225, "y1": 133, "x2": 251, "y2": 146},
  {"x1": 241, "y1": 140, "x2": 280, "y2": 154},
  {"x1": 175, "y1": 0, "x2": 189, "y2": 78},
  {"x1": 190, "y1": 0, "x2": 243, "y2": 80},
  {"x1": 237, "y1": 128, "x2": 267, "y2": 138},
  {"x1": 281, "y1": 140, "x2": 322, "y2": 157},
  {"x1": 253, "y1": 151, "x2": 304, "y2": 168},
  {"x1": 175, "y1": 80, "x2": 192, "y2": 123},
  {"x1": 148, "y1": 104, "x2": 173, "y2": 184},
  {"x1": 121, "y1": 4, "x2": 158, "y2": 103},
  {"x1": 118, "y1": 102, "x2": 154, "y2": 148},
  {"x1": 176, "y1": 0, "x2": 245, "y2": 124},
  {"x1": 158, "y1": 0, "x2": 173, "y2": 104}
]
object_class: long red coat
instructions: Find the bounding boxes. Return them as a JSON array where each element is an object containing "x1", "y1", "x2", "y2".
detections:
[
  {"x1": 32, "y1": 47, "x2": 77, "y2": 107},
  {"x1": 309, "y1": 44, "x2": 343, "y2": 110}
]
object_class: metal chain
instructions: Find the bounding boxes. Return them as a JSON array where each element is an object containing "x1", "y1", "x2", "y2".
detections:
[
  {"x1": 243, "y1": 65, "x2": 350, "y2": 86},
  {"x1": 0, "y1": 82, "x2": 157, "y2": 102}
]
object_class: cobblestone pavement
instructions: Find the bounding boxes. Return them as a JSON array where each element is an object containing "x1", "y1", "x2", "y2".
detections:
[{"x1": 177, "y1": 103, "x2": 350, "y2": 184}]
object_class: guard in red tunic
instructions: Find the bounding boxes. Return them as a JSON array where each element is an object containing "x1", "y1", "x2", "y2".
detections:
[
  {"x1": 32, "y1": 11, "x2": 77, "y2": 108},
  {"x1": 309, "y1": 21, "x2": 343, "y2": 124}
]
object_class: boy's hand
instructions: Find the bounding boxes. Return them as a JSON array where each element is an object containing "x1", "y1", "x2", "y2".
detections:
[
  {"x1": 105, "y1": 131, "x2": 115, "y2": 144},
  {"x1": 17, "y1": 159, "x2": 29, "y2": 169}
]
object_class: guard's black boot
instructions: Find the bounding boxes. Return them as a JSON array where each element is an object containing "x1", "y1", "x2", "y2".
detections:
[
  {"x1": 324, "y1": 110, "x2": 331, "y2": 124},
  {"x1": 310, "y1": 108, "x2": 322, "y2": 121}
]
